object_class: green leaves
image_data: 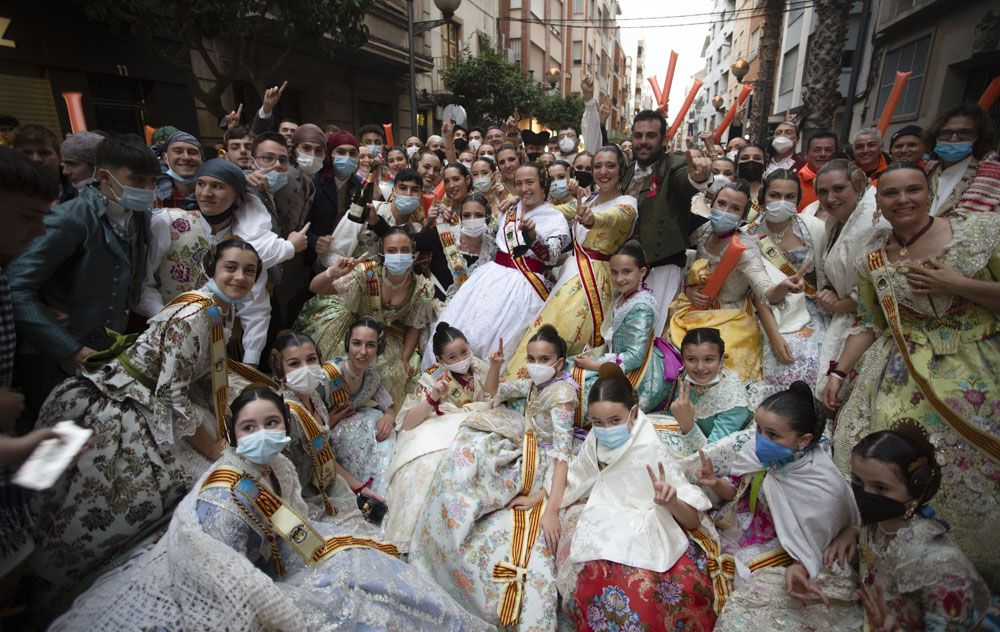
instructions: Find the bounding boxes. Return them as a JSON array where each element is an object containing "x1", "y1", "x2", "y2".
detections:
[
  {"x1": 440, "y1": 38, "x2": 542, "y2": 126},
  {"x1": 534, "y1": 93, "x2": 585, "y2": 132}
]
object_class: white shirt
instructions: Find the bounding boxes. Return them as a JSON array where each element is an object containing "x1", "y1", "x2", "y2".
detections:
[{"x1": 930, "y1": 155, "x2": 973, "y2": 216}]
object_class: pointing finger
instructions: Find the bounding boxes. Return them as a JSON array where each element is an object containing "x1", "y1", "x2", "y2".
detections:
[
  {"x1": 278, "y1": 80, "x2": 288, "y2": 95},
  {"x1": 300, "y1": 221, "x2": 311, "y2": 233}
]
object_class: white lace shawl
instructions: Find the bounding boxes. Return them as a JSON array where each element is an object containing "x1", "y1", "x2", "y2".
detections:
[{"x1": 50, "y1": 451, "x2": 307, "y2": 631}]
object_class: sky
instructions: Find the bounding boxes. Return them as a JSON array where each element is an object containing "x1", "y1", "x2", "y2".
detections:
[{"x1": 617, "y1": 0, "x2": 715, "y2": 118}]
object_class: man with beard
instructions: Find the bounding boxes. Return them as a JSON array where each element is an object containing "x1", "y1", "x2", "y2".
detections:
[{"x1": 622, "y1": 109, "x2": 713, "y2": 334}]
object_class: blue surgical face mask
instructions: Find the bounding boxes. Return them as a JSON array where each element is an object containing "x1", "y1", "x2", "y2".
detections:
[
  {"x1": 205, "y1": 278, "x2": 251, "y2": 306},
  {"x1": 333, "y1": 155, "x2": 359, "y2": 177},
  {"x1": 472, "y1": 176, "x2": 492, "y2": 193},
  {"x1": 166, "y1": 167, "x2": 196, "y2": 185},
  {"x1": 366, "y1": 144, "x2": 381, "y2": 158},
  {"x1": 754, "y1": 432, "x2": 796, "y2": 469},
  {"x1": 106, "y1": 170, "x2": 155, "y2": 213},
  {"x1": 266, "y1": 169, "x2": 288, "y2": 193},
  {"x1": 934, "y1": 140, "x2": 974, "y2": 163},
  {"x1": 383, "y1": 252, "x2": 414, "y2": 275},
  {"x1": 710, "y1": 208, "x2": 742, "y2": 235},
  {"x1": 395, "y1": 194, "x2": 420, "y2": 215},
  {"x1": 593, "y1": 423, "x2": 631, "y2": 449},
  {"x1": 236, "y1": 429, "x2": 291, "y2": 465},
  {"x1": 549, "y1": 179, "x2": 568, "y2": 199}
]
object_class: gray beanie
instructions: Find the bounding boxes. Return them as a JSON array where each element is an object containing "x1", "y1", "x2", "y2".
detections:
[
  {"x1": 60, "y1": 131, "x2": 104, "y2": 164},
  {"x1": 196, "y1": 158, "x2": 246, "y2": 197},
  {"x1": 165, "y1": 130, "x2": 202, "y2": 150}
]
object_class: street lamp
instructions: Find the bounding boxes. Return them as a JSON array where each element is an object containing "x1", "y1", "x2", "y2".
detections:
[
  {"x1": 731, "y1": 58, "x2": 750, "y2": 84},
  {"x1": 408, "y1": 0, "x2": 462, "y2": 137},
  {"x1": 711, "y1": 95, "x2": 726, "y2": 112},
  {"x1": 545, "y1": 67, "x2": 561, "y2": 91}
]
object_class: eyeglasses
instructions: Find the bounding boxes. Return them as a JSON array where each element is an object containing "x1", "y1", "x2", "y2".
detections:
[
  {"x1": 254, "y1": 154, "x2": 289, "y2": 166},
  {"x1": 937, "y1": 129, "x2": 977, "y2": 141}
]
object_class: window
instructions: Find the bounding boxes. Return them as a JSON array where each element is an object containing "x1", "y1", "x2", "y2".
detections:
[
  {"x1": 531, "y1": 0, "x2": 543, "y2": 18},
  {"x1": 573, "y1": 0, "x2": 583, "y2": 14},
  {"x1": 588, "y1": 44, "x2": 594, "y2": 71},
  {"x1": 875, "y1": 34, "x2": 931, "y2": 119},
  {"x1": 779, "y1": 45, "x2": 798, "y2": 95},
  {"x1": 509, "y1": 38, "x2": 521, "y2": 62},
  {"x1": 554, "y1": 0, "x2": 564, "y2": 20},
  {"x1": 750, "y1": 27, "x2": 760, "y2": 57},
  {"x1": 572, "y1": 41, "x2": 583, "y2": 66},
  {"x1": 510, "y1": 0, "x2": 521, "y2": 8},
  {"x1": 442, "y1": 22, "x2": 461, "y2": 68}
]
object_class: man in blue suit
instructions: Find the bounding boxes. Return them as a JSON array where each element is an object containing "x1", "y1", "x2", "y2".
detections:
[{"x1": 7, "y1": 136, "x2": 160, "y2": 413}]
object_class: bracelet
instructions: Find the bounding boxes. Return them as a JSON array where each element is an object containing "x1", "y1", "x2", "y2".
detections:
[
  {"x1": 425, "y1": 393, "x2": 442, "y2": 415},
  {"x1": 352, "y1": 477, "x2": 373, "y2": 494},
  {"x1": 827, "y1": 368, "x2": 847, "y2": 380},
  {"x1": 325, "y1": 267, "x2": 335, "y2": 281}
]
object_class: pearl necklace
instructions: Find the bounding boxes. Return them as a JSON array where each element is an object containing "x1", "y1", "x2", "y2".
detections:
[{"x1": 766, "y1": 219, "x2": 792, "y2": 241}]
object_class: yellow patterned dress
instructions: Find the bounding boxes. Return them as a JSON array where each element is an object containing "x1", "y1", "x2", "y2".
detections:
[
  {"x1": 667, "y1": 226, "x2": 772, "y2": 381},
  {"x1": 504, "y1": 195, "x2": 636, "y2": 380},
  {"x1": 833, "y1": 211, "x2": 1000, "y2": 587}
]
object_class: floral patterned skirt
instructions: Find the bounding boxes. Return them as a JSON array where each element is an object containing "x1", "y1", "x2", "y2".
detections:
[
  {"x1": 833, "y1": 332, "x2": 1000, "y2": 586},
  {"x1": 572, "y1": 543, "x2": 717, "y2": 632}
]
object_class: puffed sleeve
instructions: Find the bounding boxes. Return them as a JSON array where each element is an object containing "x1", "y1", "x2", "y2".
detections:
[
  {"x1": 704, "y1": 407, "x2": 752, "y2": 444},
  {"x1": 332, "y1": 265, "x2": 364, "y2": 312},
  {"x1": 401, "y1": 276, "x2": 438, "y2": 329},
  {"x1": 589, "y1": 199, "x2": 637, "y2": 244},
  {"x1": 547, "y1": 397, "x2": 575, "y2": 463},
  {"x1": 601, "y1": 303, "x2": 654, "y2": 372},
  {"x1": 495, "y1": 378, "x2": 531, "y2": 404},
  {"x1": 853, "y1": 271, "x2": 886, "y2": 334},
  {"x1": 737, "y1": 243, "x2": 774, "y2": 302}
]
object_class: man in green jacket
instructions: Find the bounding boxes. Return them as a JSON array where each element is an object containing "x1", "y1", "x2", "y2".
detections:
[{"x1": 622, "y1": 109, "x2": 713, "y2": 334}]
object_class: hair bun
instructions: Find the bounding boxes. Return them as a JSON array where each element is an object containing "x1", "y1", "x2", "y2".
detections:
[
  {"x1": 435, "y1": 322, "x2": 451, "y2": 335},
  {"x1": 891, "y1": 418, "x2": 937, "y2": 461},
  {"x1": 597, "y1": 362, "x2": 627, "y2": 381}
]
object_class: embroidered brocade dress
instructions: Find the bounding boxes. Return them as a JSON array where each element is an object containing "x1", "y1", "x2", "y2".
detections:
[
  {"x1": 29, "y1": 289, "x2": 231, "y2": 602},
  {"x1": 833, "y1": 211, "x2": 1000, "y2": 586},
  {"x1": 859, "y1": 517, "x2": 993, "y2": 631},
  {"x1": 570, "y1": 287, "x2": 670, "y2": 425},
  {"x1": 504, "y1": 195, "x2": 636, "y2": 380},
  {"x1": 667, "y1": 226, "x2": 773, "y2": 381},
  {"x1": 409, "y1": 377, "x2": 576, "y2": 630},
  {"x1": 746, "y1": 216, "x2": 826, "y2": 392},
  {"x1": 424, "y1": 201, "x2": 571, "y2": 368},
  {"x1": 554, "y1": 413, "x2": 717, "y2": 632},
  {"x1": 384, "y1": 357, "x2": 491, "y2": 554},
  {"x1": 323, "y1": 356, "x2": 396, "y2": 498},
  {"x1": 48, "y1": 451, "x2": 491, "y2": 631},
  {"x1": 296, "y1": 262, "x2": 437, "y2": 407},
  {"x1": 677, "y1": 430, "x2": 863, "y2": 632},
  {"x1": 145, "y1": 208, "x2": 212, "y2": 310},
  {"x1": 655, "y1": 368, "x2": 752, "y2": 447}
]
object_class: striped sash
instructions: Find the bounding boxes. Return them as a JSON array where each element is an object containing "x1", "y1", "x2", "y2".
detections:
[
  {"x1": 502, "y1": 211, "x2": 549, "y2": 301},
  {"x1": 201, "y1": 466, "x2": 398, "y2": 574},
  {"x1": 572, "y1": 227, "x2": 606, "y2": 347},
  {"x1": 166, "y1": 292, "x2": 227, "y2": 438},
  {"x1": 758, "y1": 235, "x2": 816, "y2": 298},
  {"x1": 867, "y1": 250, "x2": 1000, "y2": 463},
  {"x1": 321, "y1": 361, "x2": 352, "y2": 408},
  {"x1": 285, "y1": 400, "x2": 339, "y2": 516}
]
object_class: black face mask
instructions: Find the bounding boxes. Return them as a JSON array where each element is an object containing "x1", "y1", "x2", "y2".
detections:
[
  {"x1": 737, "y1": 160, "x2": 765, "y2": 182},
  {"x1": 453, "y1": 137, "x2": 469, "y2": 151},
  {"x1": 203, "y1": 203, "x2": 237, "y2": 226},
  {"x1": 527, "y1": 152, "x2": 541, "y2": 162},
  {"x1": 852, "y1": 483, "x2": 909, "y2": 525},
  {"x1": 574, "y1": 169, "x2": 594, "y2": 189}
]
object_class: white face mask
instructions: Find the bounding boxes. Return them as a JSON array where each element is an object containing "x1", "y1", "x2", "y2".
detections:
[
  {"x1": 726, "y1": 150, "x2": 738, "y2": 161},
  {"x1": 685, "y1": 372, "x2": 722, "y2": 387},
  {"x1": 461, "y1": 217, "x2": 488, "y2": 238},
  {"x1": 284, "y1": 364, "x2": 325, "y2": 394},
  {"x1": 772, "y1": 136, "x2": 795, "y2": 153},
  {"x1": 765, "y1": 199, "x2": 798, "y2": 222},
  {"x1": 406, "y1": 145, "x2": 420, "y2": 158},
  {"x1": 444, "y1": 355, "x2": 473, "y2": 375},
  {"x1": 525, "y1": 362, "x2": 558, "y2": 385},
  {"x1": 708, "y1": 175, "x2": 731, "y2": 196},
  {"x1": 297, "y1": 154, "x2": 323, "y2": 175},
  {"x1": 468, "y1": 138, "x2": 482, "y2": 152},
  {"x1": 559, "y1": 137, "x2": 577, "y2": 154}
]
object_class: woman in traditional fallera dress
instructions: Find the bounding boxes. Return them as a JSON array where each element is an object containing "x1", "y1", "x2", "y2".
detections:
[
  {"x1": 425, "y1": 163, "x2": 571, "y2": 367},
  {"x1": 823, "y1": 163, "x2": 1000, "y2": 586},
  {"x1": 842, "y1": 426, "x2": 993, "y2": 631},
  {"x1": 667, "y1": 180, "x2": 793, "y2": 382},
  {"x1": 384, "y1": 323, "x2": 493, "y2": 554},
  {"x1": 298, "y1": 226, "x2": 437, "y2": 406},
  {"x1": 410, "y1": 325, "x2": 575, "y2": 630},
  {"x1": 505, "y1": 146, "x2": 637, "y2": 381},
  {"x1": 268, "y1": 329, "x2": 388, "y2": 526},
  {"x1": 812, "y1": 159, "x2": 888, "y2": 396},
  {"x1": 48, "y1": 387, "x2": 491, "y2": 631},
  {"x1": 570, "y1": 241, "x2": 672, "y2": 427},
  {"x1": 28, "y1": 239, "x2": 260, "y2": 606},
  {"x1": 555, "y1": 364, "x2": 719, "y2": 631},
  {"x1": 745, "y1": 169, "x2": 827, "y2": 394},
  {"x1": 686, "y1": 383, "x2": 862, "y2": 631}
]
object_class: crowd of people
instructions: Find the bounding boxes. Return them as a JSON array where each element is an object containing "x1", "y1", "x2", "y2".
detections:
[{"x1": 0, "y1": 74, "x2": 998, "y2": 630}]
